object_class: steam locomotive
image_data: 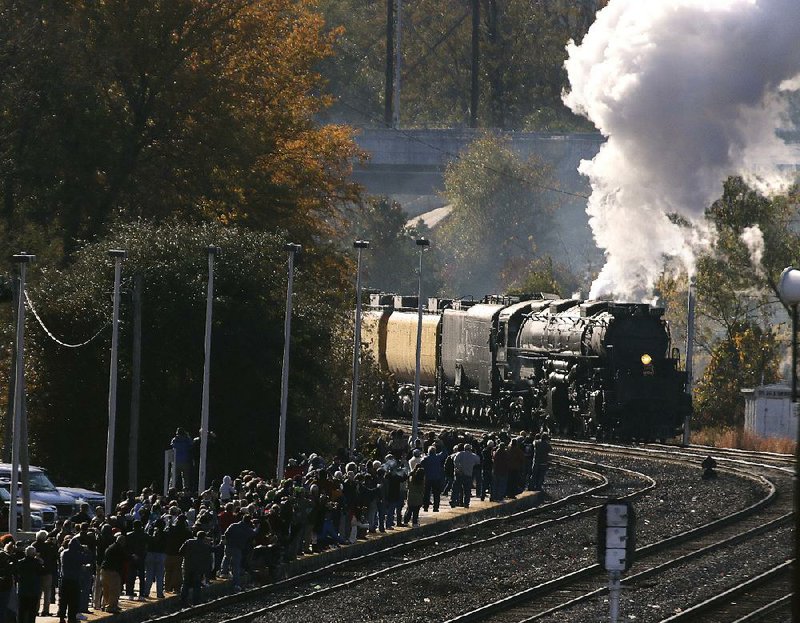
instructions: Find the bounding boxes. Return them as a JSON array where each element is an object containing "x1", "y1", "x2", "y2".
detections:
[{"x1": 362, "y1": 293, "x2": 691, "y2": 441}]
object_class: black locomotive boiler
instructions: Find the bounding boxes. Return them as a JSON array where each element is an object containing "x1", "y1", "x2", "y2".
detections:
[{"x1": 362, "y1": 293, "x2": 691, "y2": 441}]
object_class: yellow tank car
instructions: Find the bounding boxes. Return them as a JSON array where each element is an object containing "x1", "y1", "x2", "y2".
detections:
[{"x1": 384, "y1": 311, "x2": 441, "y2": 385}]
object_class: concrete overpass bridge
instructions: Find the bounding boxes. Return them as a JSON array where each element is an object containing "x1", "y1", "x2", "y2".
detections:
[{"x1": 351, "y1": 128, "x2": 604, "y2": 208}]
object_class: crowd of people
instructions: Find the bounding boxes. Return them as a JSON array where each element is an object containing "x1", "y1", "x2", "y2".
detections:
[{"x1": 0, "y1": 427, "x2": 551, "y2": 622}]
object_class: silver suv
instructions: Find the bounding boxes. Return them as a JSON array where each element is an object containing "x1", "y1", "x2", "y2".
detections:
[{"x1": 0, "y1": 463, "x2": 103, "y2": 522}]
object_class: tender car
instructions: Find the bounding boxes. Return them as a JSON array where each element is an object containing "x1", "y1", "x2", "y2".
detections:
[
  {"x1": 0, "y1": 463, "x2": 103, "y2": 520},
  {"x1": 0, "y1": 487, "x2": 53, "y2": 530}
]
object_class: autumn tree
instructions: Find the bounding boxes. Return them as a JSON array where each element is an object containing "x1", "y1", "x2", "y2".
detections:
[{"x1": 0, "y1": 0, "x2": 362, "y2": 258}]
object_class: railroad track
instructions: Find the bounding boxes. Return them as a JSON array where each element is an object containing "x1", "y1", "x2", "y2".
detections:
[
  {"x1": 440, "y1": 454, "x2": 791, "y2": 621},
  {"x1": 371, "y1": 418, "x2": 795, "y2": 622}
]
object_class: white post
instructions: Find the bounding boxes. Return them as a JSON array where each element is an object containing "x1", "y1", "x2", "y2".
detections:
[
  {"x1": 105, "y1": 250, "x2": 126, "y2": 516},
  {"x1": 412, "y1": 238, "x2": 430, "y2": 445},
  {"x1": 10, "y1": 253, "x2": 34, "y2": 538},
  {"x1": 608, "y1": 570, "x2": 621, "y2": 623},
  {"x1": 350, "y1": 241, "x2": 370, "y2": 454},
  {"x1": 393, "y1": 0, "x2": 402, "y2": 128},
  {"x1": 198, "y1": 246, "x2": 220, "y2": 494},
  {"x1": 683, "y1": 276, "x2": 696, "y2": 446},
  {"x1": 277, "y1": 243, "x2": 301, "y2": 481}
]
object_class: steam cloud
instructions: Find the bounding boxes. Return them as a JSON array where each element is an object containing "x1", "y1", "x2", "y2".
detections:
[
  {"x1": 563, "y1": 0, "x2": 800, "y2": 300},
  {"x1": 740, "y1": 225, "x2": 765, "y2": 275}
]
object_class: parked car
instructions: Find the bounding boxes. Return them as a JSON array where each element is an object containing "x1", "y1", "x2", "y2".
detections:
[
  {"x1": 0, "y1": 463, "x2": 103, "y2": 521},
  {"x1": 0, "y1": 487, "x2": 52, "y2": 530},
  {"x1": 58, "y1": 485, "x2": 105, "y2": 514}
]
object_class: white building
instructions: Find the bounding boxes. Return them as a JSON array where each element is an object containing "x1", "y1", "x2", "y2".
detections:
[{"x1": 741, "y1": 384, "x2": 797, "y2": 440}]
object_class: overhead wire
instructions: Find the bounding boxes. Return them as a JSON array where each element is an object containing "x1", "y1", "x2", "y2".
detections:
[{"x1": 24, "y1": 290, "x2": 109, "y2": 348}]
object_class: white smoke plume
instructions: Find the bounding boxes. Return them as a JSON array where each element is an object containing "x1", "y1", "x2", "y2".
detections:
[
  {"x1": 563, "y1": 0, "x2": 800, "y2": 300},
  {"x1": 740, "y1": 224, "x2": 765, "y2": 275}
]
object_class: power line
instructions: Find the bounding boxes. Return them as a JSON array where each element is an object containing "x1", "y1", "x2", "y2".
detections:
[{"x1": 25, "y1": 290, "x2": 109, "y2": 348}]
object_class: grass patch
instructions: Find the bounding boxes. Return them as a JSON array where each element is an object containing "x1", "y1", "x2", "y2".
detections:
[{"x1": 691, "y1": 426, "x2": 796, "y2": 454}]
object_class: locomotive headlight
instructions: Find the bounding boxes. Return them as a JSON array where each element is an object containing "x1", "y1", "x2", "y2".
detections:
[{"x1": 640, "y1": 353, "x2": 652, "y2": 366}]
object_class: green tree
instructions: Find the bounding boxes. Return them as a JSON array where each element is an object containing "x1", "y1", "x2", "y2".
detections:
[
  {"x1": 345, "y1": 197, "x2": 444, "y2": 295},
  {"x1": 506, "y1": 256, "x2": 581, "y2": 298},
  {"x1": 660, "y1": 177, "x2": 799, "y2": 428},
  {"x1": 19, "y1": 220, "x2": 386, "y2": 488},
  {"x1": 437, "y1": 135, "x2": 559, "y2": 296}
]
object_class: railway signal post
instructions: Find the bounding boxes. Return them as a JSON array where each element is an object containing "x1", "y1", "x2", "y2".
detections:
[{"x1": 597, "y1": 500, "x2": 636, "y2": 623}]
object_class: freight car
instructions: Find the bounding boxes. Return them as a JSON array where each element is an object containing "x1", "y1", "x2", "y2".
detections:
[{"x1": 362, "y1": 293, "x2": 691, "y2": 441}]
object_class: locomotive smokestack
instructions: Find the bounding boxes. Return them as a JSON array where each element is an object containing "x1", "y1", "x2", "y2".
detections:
[{"x1": 563, "y1": 0, "x2": 800, "y2": 300}]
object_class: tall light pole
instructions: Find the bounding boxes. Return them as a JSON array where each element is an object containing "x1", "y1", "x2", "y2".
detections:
[
  {"x1": 105, "y1": 249, "x2": 126, "y2": 516},
  {"x1": 350, "y1": 240, "x2": 371, "y2": 455},
  {"x1": 198, "y1": 245, "x2": 220, "y2": 494},
  {"x1": 683, "y1": 276, "x2": 696, "y2": 446},
  {"x1": 412, "y1": 238, "x2": 430, "y2": 445},
  {"x1": 277, "y1": 243, "x2": 302, "y2": 481},
  {"x1": 777, "y1": 266, "x2": 800, "y2": 623},
  {"x1": 9, "y1": 253, "x2": 34, "y2": 538}
]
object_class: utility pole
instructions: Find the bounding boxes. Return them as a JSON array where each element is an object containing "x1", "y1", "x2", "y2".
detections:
[
  {"x1": 105, "y1": 249, "x2": 126, "y2": 516},
  {"x1": 412, "y1": 238, "x2": 430, "y2": 445},
  {"x1": 385, "y1": 0, "x2": 394, "y2": 126},
  {"x1": 470, "y1": 0, "x2": 480, "y2": 128},
  {"x1": 198, "y1": 246, "x2": 220, "y2": 495},
  {"x1": 128, "y1": 273, "x2": 143, "y2": 492},
  {"x1": 277, "y1": 243, "x2": 302, "y2": 481},
  {"x1": 393, "y1": 0, "x2": 402, "y2": 128},
  {"x1": 10, "y1": 252, "x2": 35, "y2": 539},
  {"x1": 350, "y1": 241, "x2": 370, "y2": 455},
  {"x1": 683, "y1": 277, "x2": 696, "y2": 446}
]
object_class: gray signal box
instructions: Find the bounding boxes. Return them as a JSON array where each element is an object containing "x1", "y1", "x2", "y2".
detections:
[{"x1": 597, "y1": 501, "x2": 636, "y2": 572}]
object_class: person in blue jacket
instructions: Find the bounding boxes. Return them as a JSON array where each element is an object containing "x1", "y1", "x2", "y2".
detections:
[
  {"x1": 419, "y1": 445, "x2": 447, "y2": 513},
  {"x1": 171, "y1": 428, "x2": 194, "y2": 491}
]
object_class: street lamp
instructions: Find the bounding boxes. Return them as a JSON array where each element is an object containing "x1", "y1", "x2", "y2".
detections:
[
  {"x1": 412, "y1": 238, "x2": 430, "y2": 446},
  {"x1": 277, "y1": 243, "x2": 302, "y2": 481},
  {"x1": 198, "y1": 245, "x2": 221, "y2": 494},
  {"x1": 349, "y1": 240, "x2": 371, "y2": 455},
  {"x1": 105, "y1": 249, "x2": 126, "y2": 516},
  {"x1": 777, "y1": 265, "x2": 800, "y2": 623},
  {"x1": 9, "y1": 253, "x2": 35, "y2": 539}
]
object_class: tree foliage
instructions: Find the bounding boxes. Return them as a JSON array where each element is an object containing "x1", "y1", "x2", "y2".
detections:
[
  {"x1": 17, "y1": 221, "x2": 386, "y2": 488},
  {"x1": 0, "y1": 0, "x2": 362, "y2": 258},
  {"x1": 693, "y1": 324, "x2": 781, "y2": 428},
  {"x1": 437, "y1": 135, "x2": 562, "y2": 296},
  {"x1": 345, "y1": 197, "x2": 444, "y2": 295},
  {"x1": 659, "y1": 177, "x2": 799, "y2": 429}
]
